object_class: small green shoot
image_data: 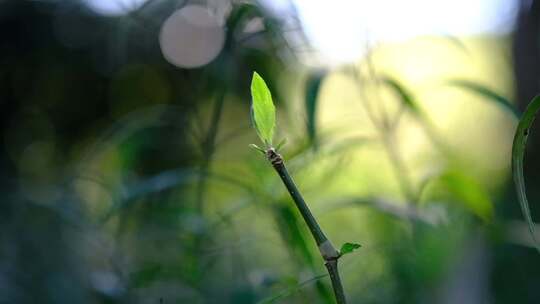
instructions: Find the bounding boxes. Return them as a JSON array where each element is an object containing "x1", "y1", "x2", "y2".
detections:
[
  {"x1": 250, "y1": 71, "x2": 276, "y2": 146},
  {"x1": 512, "y1": 95, "x2": 540, "y2": 253},
  {"x1": 249, "y1": 71, "x2": 349, "y2": 304},
  {"x1": 339, "y1": 242, "x2": 361, "y2": 257},
  {"x1": 249, "y1": 143, "x2": 265, "y2": 154}
]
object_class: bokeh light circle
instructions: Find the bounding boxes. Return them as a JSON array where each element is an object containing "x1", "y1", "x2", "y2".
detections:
[{"x1": 159, "y1": 5, "x2": 225, "y2": 69}]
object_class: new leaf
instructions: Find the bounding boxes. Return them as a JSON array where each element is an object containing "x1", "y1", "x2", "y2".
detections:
[
  {"x1": 339, "y1": 242, "x2": 361, "y2": 256},
  {"x1": 251, "y1": 71, "x2": 276, "y2": 146}
]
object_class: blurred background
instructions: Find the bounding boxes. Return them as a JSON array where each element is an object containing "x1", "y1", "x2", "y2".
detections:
[{"x1": 1, "y1": 0, "x2": 540, "y2": 303}]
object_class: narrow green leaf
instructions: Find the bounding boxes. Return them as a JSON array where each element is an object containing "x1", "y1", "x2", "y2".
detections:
[
  {"x1": 448, "y1": 79, "x2": 520, "y2": 118},
  {"x1": 305, "y1": 71, "x2": 326, "y2": 146},
  {"x1": 250, "y1": 71, "x2": 276, "y2": 146},
  {"x1": 274, "y1": 204, "x2": 316, "y2": 266},
  {"x1": 382, "y1": 76, "x2": 420, "y2": 114},
  {"x1": 339, "y1": 242, "x2": 361, "y2": 256},
  {"x1": 512, "y1": 95, "x2": 540, "y2": 253},
  {"x1": 439, "y1": 34, "x2": 469, "y2": 54},
  {"x1": 257, "y1": 274, "x2": 329, "y2": 304}
]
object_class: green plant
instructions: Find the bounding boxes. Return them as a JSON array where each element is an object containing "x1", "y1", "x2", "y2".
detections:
[
  {"x1": 448, "y1": 79, "x2": 540, "y2": 252},
  {"x1": 449, "y1": 80, "x2": 540, "y2": 253},
  {"x1": 512, "y1": 95, "x2": 540, "y2": 253},
  {"x1": 249, "y1": 71, "x2": 360, "y2": 304}
]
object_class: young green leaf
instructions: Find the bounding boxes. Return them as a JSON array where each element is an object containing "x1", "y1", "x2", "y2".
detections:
[
  {"x1": 512, "y1": 95, "x2": 540, "y2": 253},
  {"x1": 251, "y1": 71, "x2": 276, "y2": 146},
  {"x1": 339, "y1": 242, "x2": 361, "y2": 256}
]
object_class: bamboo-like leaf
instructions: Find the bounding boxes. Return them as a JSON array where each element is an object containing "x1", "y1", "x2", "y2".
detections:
[
  {"x1": 257, "y1": 274, "x2": 329, "y2": 304},
  {"x1": 274, "y1": 204, "x2": 316, "y2": 267},
  {"x1": 382, "y1": 76, "x2": 420, "y2": 114},
  {"x1": 251, "y1": 71, "x2": 276, "y2": 146},
  {"x1": 305, "y1": 71, "x2": 326, "y2": 146},
  {"x1": 512, "y1": 95, "x2": 540, "y2": 253},
  {"x1": 448, "y1": 79, "x2": 520, "y2": 118},
  {"x1": 439, "y1": 34, "x2": 469, "y2": 54}
]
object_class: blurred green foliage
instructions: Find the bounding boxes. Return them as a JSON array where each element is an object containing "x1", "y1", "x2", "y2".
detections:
[{"x1": 1, "y1": 1, "x2": 540, "y2": 304}]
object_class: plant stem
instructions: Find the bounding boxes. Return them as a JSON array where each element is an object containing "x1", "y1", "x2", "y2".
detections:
[
  {"x1": 325, "y1": 259, "x2": 346, "y2": 304},
  {"x1": 265, "y1": 148, "x2": 347, "y2": 304}
]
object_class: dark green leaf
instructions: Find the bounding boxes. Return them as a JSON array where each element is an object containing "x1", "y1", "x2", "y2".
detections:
[
  {"x1": 226, "y1": 3, "x2": 261, "y2": 31},
  {"x1": 512, "y1": 95, "x2": 540, "y2": 253},
  {"x1": 274, "y1": 204, "x2": 315, "y2": 267},
  {"x1": 251, "y1": 71, "x2": 276, "y2": 146},
  {"x1": 448, "y1": 79, "x2": 520, "y2": 118},
  {"x1": 305, "y1": 71, "x2": 326, "y2": 146},
  {"x1": 339, "y1": 242, "x2": 361, "y2": 256}
]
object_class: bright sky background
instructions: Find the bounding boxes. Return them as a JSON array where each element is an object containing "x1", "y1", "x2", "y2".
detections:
[{"x1": 265, "y1": 0, "x2": 520, "y2": 64}]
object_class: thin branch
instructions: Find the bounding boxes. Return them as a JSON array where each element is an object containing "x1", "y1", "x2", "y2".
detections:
[
  {"x1": 264, "y1": 148, "x2": 347, "y2": 304},
  {"x1": 325, "y1": 259, "x2": 346, "y2": 304}
]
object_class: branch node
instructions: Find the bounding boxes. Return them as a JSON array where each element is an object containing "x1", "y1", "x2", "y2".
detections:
[
  {"x1": 266, "y1": 147, "x2": 284, "y2": 167},
  {"x1": 319, "y1": 239, "x2": 340, "y2": 260}
]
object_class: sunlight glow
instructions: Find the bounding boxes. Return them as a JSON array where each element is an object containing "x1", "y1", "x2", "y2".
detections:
[
  {"x1": 290, "y1": 0, "x2": 519, "y2": 65},
  {"x1": 83, "y1": 0, "x2": 149, "y2": 16}
]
